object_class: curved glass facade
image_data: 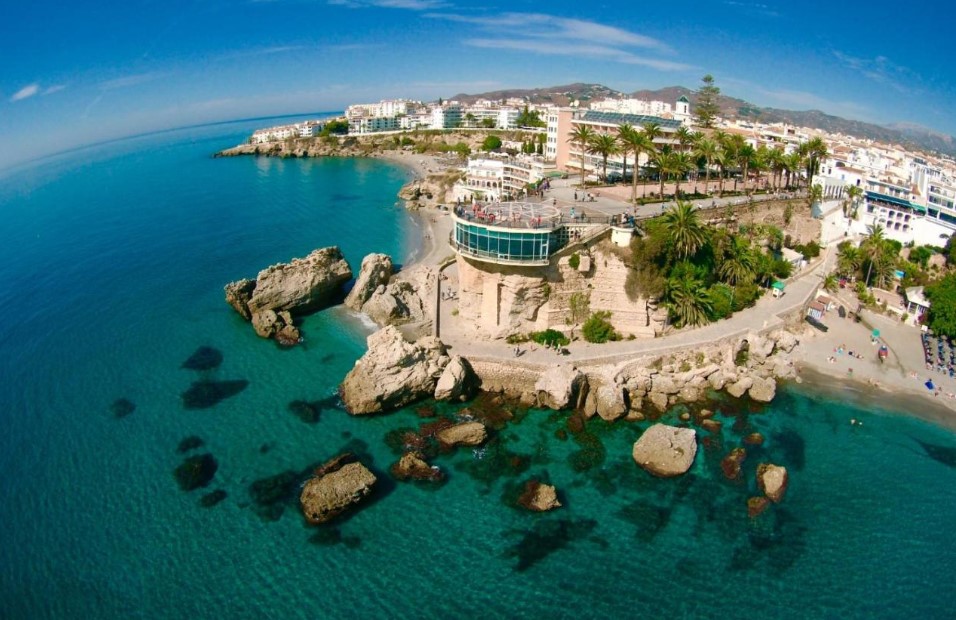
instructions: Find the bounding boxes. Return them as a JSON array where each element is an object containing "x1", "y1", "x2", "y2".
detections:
[{"x1": 452, "y1": 219, "x2": 559, "y2": 265}]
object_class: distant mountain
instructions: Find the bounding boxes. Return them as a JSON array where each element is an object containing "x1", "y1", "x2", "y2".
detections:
[
  {"x1": 451, "y1": 83, "x2": 956, "y2": 159},
  {"x1": 449, "y1": 83, "x2": 624, "y2": 107}
]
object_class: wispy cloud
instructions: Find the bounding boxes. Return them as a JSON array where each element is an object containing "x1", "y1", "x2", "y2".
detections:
[
  {"x1": 328, "y1": 0, "x2": 447, "y2": 9},
  {"x1": 833, "y1": 51, "x2": 914, "y2": 94},
  {"x1": 42, "y1": 84, "x2": 66, "y2": 95},
  {"x1": 215, "y1": 45, "x2": 306, "y2": 61},
  {"x1": 427, "y1": 12, "x2": 691, "y2": 71},
  {"x1": 99, "y1": 71, "x2": 168, "y2": 91},
  {"x1": 10, "y1": 83, "x2": 40, "y2": 102},
  {"x1": 723, "y1": 1, "x2": 780, "y2": 17}
]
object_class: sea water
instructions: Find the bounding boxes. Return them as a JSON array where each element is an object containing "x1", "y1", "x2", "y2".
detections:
[{"x1": 0, "y1": 121, "x2": 954, "y2": 619}]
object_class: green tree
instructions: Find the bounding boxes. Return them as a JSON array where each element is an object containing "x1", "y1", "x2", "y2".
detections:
[
  {"x1": 694, "y1": 138, "x2": 720, "y2": 195},
  {"x1": 516, "y1": 105, "x2": 546, "y2": 128},
  {"x1": 665, "y1": 276, "x2": 713, "y2": 327},
  {"x1": 661, "y1": 200, "x2": 707, "y2": 260},
  {"x1": 718, "y1": 236, "x2": 756, "y2": 285},
  {"x1": 582, "y1": 311, "x2": 618, "y2": 343},
  {"x1": 837, "y1": 242, "x2": 863, "y2": 277},
  {"x1": 621, "y1": 128, "x2": 655, "y2": 201},
  {"x1": 694, "y1": 75, "x2": 722, "y2": 128},
  {"x1": 670, "y1": 151, "x2": 694, "y2": 198},
  {"x1": 926, "y1": 273, "x2": 956, "y2": 338},
  {"x1": 568, "y1": 124, "x2": 596, "y2": 187},
  {"x1": 843, "y1": 184, "x2": 864, "y2": 218},
  {"x1": 617, "y1": 123, "x2": 636, "y2": 185},
  {"x1": 588, "y1": 132, "x2": 620, "y2": 181},
  {"x1": 800, "y1": 137, "x2": 829, "y2": 189},
  {"x1": 481, "y1": 135, "x2": 502, "y2": 151}
]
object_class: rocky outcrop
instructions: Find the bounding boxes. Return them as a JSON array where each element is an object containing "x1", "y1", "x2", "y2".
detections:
[
  {"x1": 757, "y1": 463, "x2": 789, "y2": 503},
  {"x1": 390, "y1": 452, "x2": 443, "y2": 482},
  {"x1": 534, "y1": 366, "x2": 588, "y2": 410},
  {"x1": 299, "y1": 454, "x2": 377, "y2": 524},
  {"x1": 340, "y1": 326, "x2": 448, "y2": 414},
  {"x1": 517, "y1": 480, "x2": 561, "y2": 512},
  {"x1": 747, "y1": 496, "x2": 771, "y2": 518},
  {"x1": 747, "y1": 376, "x2": 777, "y2": 402},
  {"x1": 225, "y1": 247, "x2": 352, "y2": 344},
  {"x1": 632, "y1": 424, "x2": 698, "y2": 477},
  {"x1": 345, "y1": 253, "x2": 393, "y2": 310},
  {"x1": 436, "y1": 421, "x2": 487, "y2": 447},
  {"x1": 595, "y1": 384, "x2": 626, "y2": 422},
  {"x1": 434, "y1": 355, "x2": 479, "y2": 402}
]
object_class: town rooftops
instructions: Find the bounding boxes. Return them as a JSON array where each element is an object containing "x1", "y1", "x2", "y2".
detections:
[{"x1": 577, "y1": 110, "x2": 682, "y2": 130}]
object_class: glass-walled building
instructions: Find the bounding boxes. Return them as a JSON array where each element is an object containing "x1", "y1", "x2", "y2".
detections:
[{"x1": 450, "y1": 202, "x2": 563, "y2": 266}]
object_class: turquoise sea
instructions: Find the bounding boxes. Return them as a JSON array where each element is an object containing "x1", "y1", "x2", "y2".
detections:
[{"x1": 1, "y1": 119, "x2": 955, "y2": 619}]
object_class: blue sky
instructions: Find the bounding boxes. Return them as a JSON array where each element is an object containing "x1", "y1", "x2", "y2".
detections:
[{"x1": 2, "y1": 0, "x2": 954, "y2": 169}]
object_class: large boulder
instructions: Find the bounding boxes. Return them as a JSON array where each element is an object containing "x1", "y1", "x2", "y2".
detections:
[
  {"x1": 726, "y1": 376, "x2": 753, "y2": 398},
  {"x1": 436, "y1": 421, "x2": 487, "y2": 447},
  {"x1": 299, "y1": 454, "x2": 377, "y2": 524},
  {"x1": 345, "y1": 253, "x2": 393, "y2": 311},
  {"x1": 434, "y1": 355, "x2": 479, "y2": 402},
  {"x1": 225, "y1": 247, "x2": 352, "y2": 343},
  {"x1": 340, "y1": 326, "x2": 448, "y2": 414},
  {"x1": 632, "y1": 424, "x2": 698, "y2": 477},
  {"x1": 757, "y1": 463, "x2": 789, "y2": 503},
  {"x1": 535, "y1": 366, "x2": 587, "y2": 410},
  {"x1": 595, "y1": 385, "x2": 626, "y2": 422},
  {"x1": 363, "y1": 281, "x2": 427, "y2": 326},
  {"x1": 748, "y1": 376, "x2": 777, "y2": 402},
  {"x1": 771, "y1": 329, "x2": 799, "y2": 353},
  {"x1": 517, "y1": 480, "x2": 561, "y2": 512}
]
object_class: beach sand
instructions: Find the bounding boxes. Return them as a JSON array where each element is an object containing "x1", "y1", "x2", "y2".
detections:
[{"x1": 790, "y1": 307, "x2": 956, "y2": 430}]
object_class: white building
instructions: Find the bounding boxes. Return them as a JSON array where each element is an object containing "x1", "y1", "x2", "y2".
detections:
[
  {"x1": 431, "y1": 104, "x2": 463, "y2": 130},
  {"x1": 453, "y1": 154, "x2": 555, "y2": 202}
]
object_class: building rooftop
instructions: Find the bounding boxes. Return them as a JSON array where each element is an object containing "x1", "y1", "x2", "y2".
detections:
[
  {"x1": 578, "y1": 110, "x2": 682, "y2": 130},
  {"x1": 453, "y1": 201, "x2": 561, "y2": 230}
]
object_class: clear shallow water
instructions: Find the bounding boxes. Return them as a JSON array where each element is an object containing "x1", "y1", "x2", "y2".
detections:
[{"x1": 1, "y1": 123, "x2": 955, "y2": 619}]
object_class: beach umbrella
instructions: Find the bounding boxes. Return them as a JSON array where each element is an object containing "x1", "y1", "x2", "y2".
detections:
[
  {"x1": 925, "y1": 379, "x2": 935, "y2": 391},
  {"x1": 871, "y1": 329, "x2": 880, "y2": 338}
]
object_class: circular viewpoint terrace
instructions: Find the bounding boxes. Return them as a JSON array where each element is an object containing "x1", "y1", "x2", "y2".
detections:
[{"x1": 451, "y1": 201, "x2": 563, "y2": 266}]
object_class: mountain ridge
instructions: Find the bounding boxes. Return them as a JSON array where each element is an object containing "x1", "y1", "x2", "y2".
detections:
[{"x1": 449, "y1": 83, "x2": 956, "y2": 159}]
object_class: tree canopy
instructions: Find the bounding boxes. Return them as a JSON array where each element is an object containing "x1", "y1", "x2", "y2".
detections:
[
  {"x1": 926, "y1": 273, "x2": 956, "y2": 338},
  {"x1": 694, "y1": 75, "x2": 721, "y2": 128},
  {"x1": 516, "y1": 105, "x2": 546, "y2": 128},
  {"x1": 481, "y1": 135, "x2": 502, "y2": 151}
]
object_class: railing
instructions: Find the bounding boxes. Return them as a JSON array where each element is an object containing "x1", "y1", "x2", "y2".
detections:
[{"x1": 448, "y1": 234, "x2": 550, "y2": 266}]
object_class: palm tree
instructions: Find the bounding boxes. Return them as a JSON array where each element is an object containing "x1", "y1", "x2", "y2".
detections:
[
  {"x1": 623, "y1": 130, "x2": 655, "y2": 201},
  {"x1": 648, "y1": 146, "x2": 672, "y2": 200},
  {"x1": 844, "y1": 184, "x2": 864, "y2": 218},
  {"x1": 713, "y1": 147, "x2": 729, "y2": 197},
  {"x1": 837, "y1": 243, "x2": 863, "y2": 278},
  {"x1": 783, "y1": 152, "x2": 803, "y2": 189},
  {"x1": 694, "y1": 138, "x2": 720, "y2": 195},
  {"x1": 862, "y1": 224, "x2": 888, "y2": 287},
  {"x1": 808, "y1": 183, "x2": 824, "y2": 212},
  {"x1": 675, "y1": 126, "x2": 695, "y2": 152},
  {"x1": 588, "y1": 132, "x2": 619, "y2": 182},
  {"x1": 751, "y1": 146, "x2": 770, "y2": 193},
  {"x1": 822, "y1": 273, "x2": 839, "y2": 293},
  {"x1": 671, "y1": 152, "x2": 694, "y2": 198},
  {"x1": 641, "y1": 121, "x2": 663, "y2": 148},
  {"x1": 721, "y1": 134, "x2": 746, "y2": 192},
  {"x1": 661, "y1": 200, "x2": 707, "y2": 260},
  {"x1": 718, "y1": 236, "x2": 757, "y2": 285},
  {"x1": 802, "y1": 137, "x2": 829, "y2": 189},
  {"x1": 665, "y1": 277, "x2": 713, "y2": 328},
  {"x1": 617, "y1": 123, "x2": 636, "y2": 185},
  {"x1": 568, "y1": 124, "x2": 595, "y2": 187},
  {"x1": 766, "y1": 147, "x2": 785, "y2": 191}
]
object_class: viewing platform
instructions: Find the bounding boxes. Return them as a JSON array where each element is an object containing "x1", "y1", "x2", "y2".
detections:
[{"x1": 450, "y1": 202, "x2": 564, "y2": 266}]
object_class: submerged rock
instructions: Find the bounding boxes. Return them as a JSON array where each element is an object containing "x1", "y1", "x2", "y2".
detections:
[
  {"x1": 517, "y1": 480, "x2": 561, "y2": 512},
  {"x1": 177, "y1": 435, "x2": 205, "y2": 454},
  {"x1": 110, "y1": 398, "x2": 136, "y2": 419},
  {"x1": 174, "y1": 453, "x2": 218, "y2": 491},
  {"x1": 181, "y1": 379, "x2": 248, "y2": 409},
  {"x1": 631, "y1": 424, "x2": 698, "y2": 478},
  {"x1": 288, "y1": 400, "x2": 322, "y2": 424},
  {"x1": 390, "y1": 452, "x2": 443, "y2": 482},
  {"x1": 747, "y1": 496, "x2": 771, "y2": 518},
  {"x1": 200, "y1": 489, "x2": 227, "y2": 508},
  {"x1": 300, "y1": 454, "x2": 377, "y2": 525},
  {"x1": 743, "y1": 432, "x2": 765, "y2": 446},
  {"x1": 757, "y1": 463, "x2": 789, "y2": 503},
  {"x1": 720, "y1": 447, "x2": 747, "y2": 480},
  {"x1": 339, "y1": 326, "x2": 449, "y2": 414},
  {"x1": 180, "y1": 346, "x2": 223, "y2": 371},
  {"x1": 436, "y1": 421, "x2": 488, "y2": 447}
]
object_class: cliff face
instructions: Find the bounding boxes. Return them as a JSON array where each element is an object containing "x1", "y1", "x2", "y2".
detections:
[{"x1": 456, "y1": 255, "x2": 551, "y2": 339}]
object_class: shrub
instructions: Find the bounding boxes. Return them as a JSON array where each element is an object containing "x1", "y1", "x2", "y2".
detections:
[
  {"x1": 505, "y1": 333, "x2": 529, "y2": 344},
  {"x1": 531, "y1": 329, "x2": 569, "y2": 347},
  {"x1": 481, "y1": 135, "x2": 502, "y2": 151},
  {"x1": 568, "y1": 252, "x2": 581, "y2": 270},
  {"x1": 771, "y1": 259, "x2": 793, "y2": 279},
  {"x1": 582, "y1": 311, "x2": 618, "y2": 343}
]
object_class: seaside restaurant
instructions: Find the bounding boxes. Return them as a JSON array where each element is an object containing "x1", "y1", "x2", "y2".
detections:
[{"x1": 451, "y1": 202, "x2": 565, "y2": 267}]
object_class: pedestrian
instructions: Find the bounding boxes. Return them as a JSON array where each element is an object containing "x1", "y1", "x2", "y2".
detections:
[{"x1": 574, "y1": 191, "x2": 578, "y2": 201}]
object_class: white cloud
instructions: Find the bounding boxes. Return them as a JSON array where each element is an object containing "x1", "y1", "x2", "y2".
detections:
[
  {"x1": 328, "y1": 0, "x2": 447, "y2": 9},
  {"x1": 833, "y1": 51, "x2": 914, "y2": 94},
  {"x1": 99, "y1": 72, "x2": 168, "y2": 91},
  {"x1": 43, "y1": 84, "x2": 66, "y2": 96},
  {"x1": 10, "y1": 83, "x2": 40, "y2": 102},
  {"x1": 427, "y1": 12, "x2": 690, "y2": 71}
]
